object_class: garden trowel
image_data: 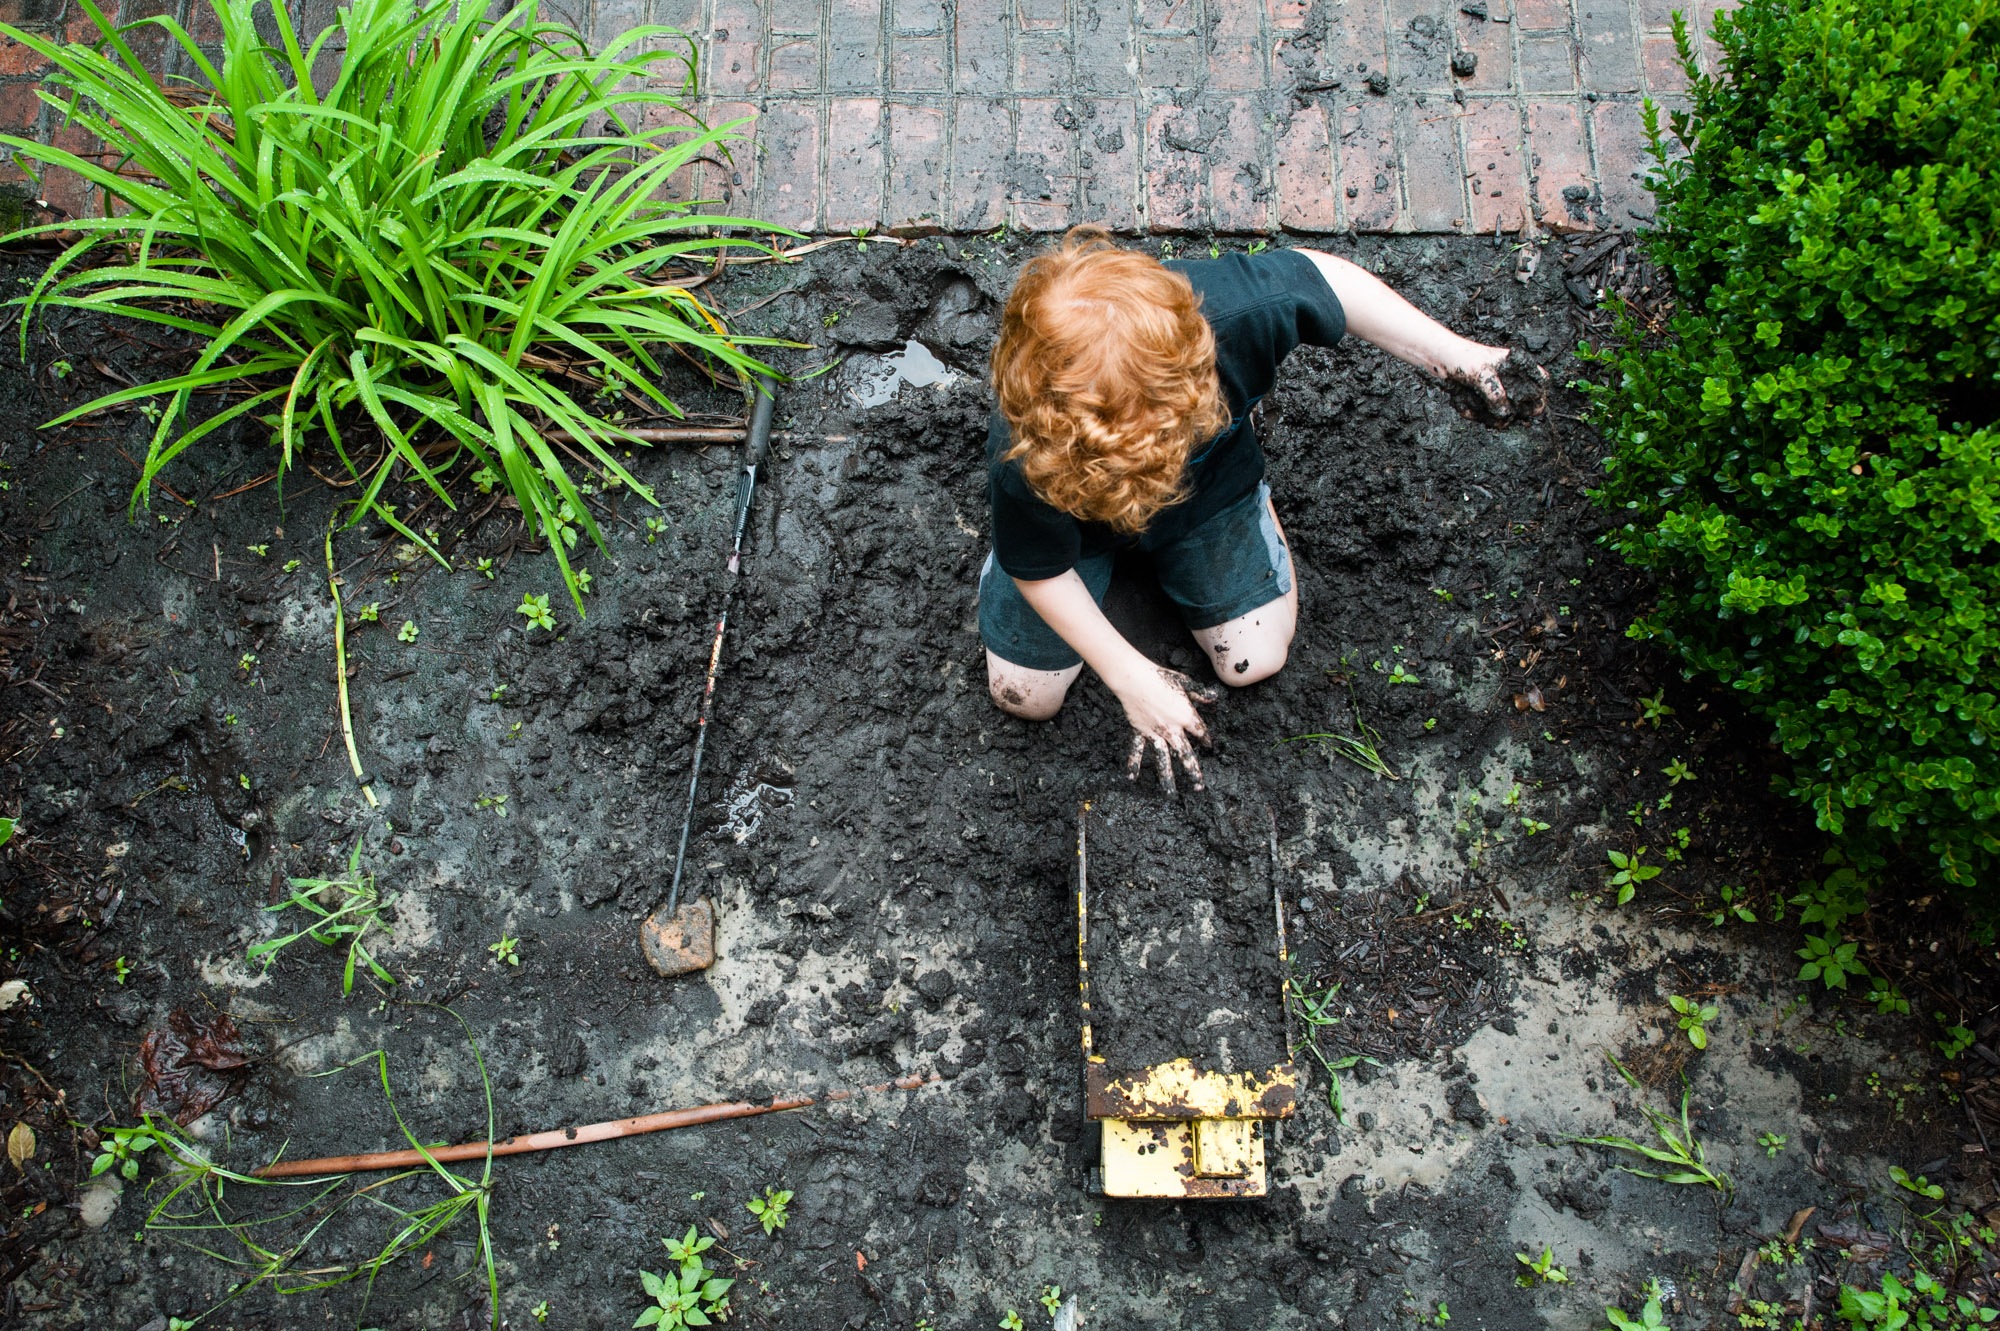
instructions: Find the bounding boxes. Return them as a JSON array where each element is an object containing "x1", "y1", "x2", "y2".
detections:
[{"x1": 643, "y1": 375, "x2": 778, "y2": 979}]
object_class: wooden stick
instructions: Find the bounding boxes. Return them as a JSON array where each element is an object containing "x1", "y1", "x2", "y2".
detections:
[{"x1": 253, "y1": 1073, "x2": 935, "y2": 1178}]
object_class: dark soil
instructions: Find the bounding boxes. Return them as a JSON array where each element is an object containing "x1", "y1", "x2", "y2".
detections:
[
  {"x1": 1083, "y1": 789, "x2": 1286, "y2": 1078},
  {"x1": 0, "y1": 231, "x2": 1991, "y2": 1331}
]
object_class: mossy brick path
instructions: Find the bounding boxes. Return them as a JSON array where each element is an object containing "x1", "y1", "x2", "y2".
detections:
[{"x1": 0, "y1": 0, "x2": 1734, "y2": 233}]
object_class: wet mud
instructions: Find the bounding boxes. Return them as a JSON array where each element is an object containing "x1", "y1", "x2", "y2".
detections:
[
  {"x1": 0, "y1": 232, "x2": 1990, "y2": 1331},
  {"x1": 1083, "y1": 790, "x2": 1286, "y2": 1078}
]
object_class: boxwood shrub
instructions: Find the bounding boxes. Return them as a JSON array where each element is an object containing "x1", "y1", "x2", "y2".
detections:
[{"x1": 1590, "y1": 0, "x2": 1999, "y2": 893}]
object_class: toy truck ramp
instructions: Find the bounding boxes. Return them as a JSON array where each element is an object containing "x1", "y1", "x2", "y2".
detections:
[{"x1": 1076, "y1": 792, "x2": 1296, "y2": 1199}]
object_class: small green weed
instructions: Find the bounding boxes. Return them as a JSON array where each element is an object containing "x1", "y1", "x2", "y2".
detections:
[
  {"x1": 396, "y1": 620, "x2": 419, "y2": 643},
  {"x1": 1601, "y1": 1290, "x2": 1669, "y2": 1330},
  {"x1": 246, "y1": 839, "x2": 395, "y2": 996},
  {"x1": 1890, "y1": 1166, "x2": 1945, "y2": 1202},
  {"x1": 1514, "y1": 1246, "x2": 1569, "y2": 1287},
  {"x1": 1570, "y1": 1055, "x2": 1731, "y2": 1196},
  {"x1": 1637, "y1": 689, "x2": 1674, "y2": 727},
  {"x1": 518, "y1": 593, "x2": 556, "y2": 632},
  {"x1": 1668, "y1": 995, "x2": 1718, "y2": 1050},
  {"x1": 999, "y1": 1311, "x2": 1024, "y2": 1330},
  {"x1": 1606, "y1": 848, "x2": 1662, "y2": 905},
  {"x1": 636, "y1": 1226, "x2": 734, "y2": 1330},
  {"x1": 745, "y1": 1186, "x2": 791, "y2": 1236},
  {"x1": 1040, "y1": 1284, "x2": 1063, "y2": 1316},
  {"x1": 489, "y1": 935, "x2": 519, "y2": 967},
  {"x1": 1758, "y1": 1132, "x2": 1787, "y2": 1158},
  {"x1": 91, "y1": 1124, "x2": 159, "y2": 1181}
]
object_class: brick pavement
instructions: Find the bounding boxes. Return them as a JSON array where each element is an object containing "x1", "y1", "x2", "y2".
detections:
[{"x1": 0, "y1": 0, "x2": 1735, "y2": 232}]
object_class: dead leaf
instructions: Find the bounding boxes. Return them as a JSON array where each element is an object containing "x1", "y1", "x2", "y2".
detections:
[
  {"x1": 1512, "y1": 688, "x2": 1546, "y2": 712},
  {"x1": 1784, "y1": 1206, "x2": 1815, "y2": 1244},
  {"x1": 136, "y1": 1008, "x2": 254, "y2": 1124},
  {"x1": 421, "y1": 1250, "x2": 434, "y2": 1270},
  {"x1": 7, "y1": 1121, "x2": 34, "y2": 1170},
  {"x1": 706, "y1": 1217, "x2": 729, "y2": 1241},
  {"x1": 855, "y1": 1251, "x2": 867, "y2": 1272}
]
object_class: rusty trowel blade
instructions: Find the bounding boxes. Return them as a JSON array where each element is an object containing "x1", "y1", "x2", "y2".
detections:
[{"x1": 640, "y1": 899, "x2": 715, "y2": 977}]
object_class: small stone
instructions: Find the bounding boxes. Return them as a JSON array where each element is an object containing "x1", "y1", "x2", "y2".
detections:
[{"x1": 1452, "y1": 50, "x2": 1479, "y2": 77}]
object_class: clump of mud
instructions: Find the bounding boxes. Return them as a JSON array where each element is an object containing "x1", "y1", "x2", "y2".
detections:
[
  {"x1": 1445, "y1": 347, "x2": 1548, "y2": 425},
  {"x1": 1084, "y1": 791, "x2": 1287, "y2": 1077}
]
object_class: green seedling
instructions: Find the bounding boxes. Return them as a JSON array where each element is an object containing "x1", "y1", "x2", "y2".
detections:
[
  {"x1": 1387, "y1": 661, "x2": 1421, "y2": 685},
  {"x1": 1890, "y1": 1166, "x2": 1945, "y2": 1201},
  {"x1": 1040, "y1": 1284, "x2": 1063, "y2": 1316},
  {"x1": 1662, "y1": 757, "x2": 1695, "y2": 784},
  {"x1": 92, "y1": 1124, "x2": 159, "y2": 1181},
  {"x1": 1521, "y1": 817, "x2": 1551, "y2": 835},
  {"x1": 112, "y1": 956, "x2": 132, "y2": 984},
  {"x1": 531, "y1": 1301, "x2": 549, "y2": 1323},
  {"x1": 1570, "y1": 1055, "x2": 1731, "y2": 1196},
  {"x1": 471, "y1": 466, "x2": 500, "y2": 494},
  {"x1": 247, "y1": 543, "x2": 269, "y2": 557},
  {"x1": 1515, "y1": 1246, "x2": 1570, "y2": 1286},
  {"x1": 1601, "y1": 1293, "x2": 1669, "y2": 1330},
  {"x1": 1606, "y1": 848, "x2": 1661, "y2": 904},
  {"x1": 1758, "y1": 1132, "x2": 1787, "y2": 1158},
  {"x1": 1796, "y1": 931, "x2": 1867, "y2": 991},
  {"x1": 1409, "y1": 1299, "x2": 1450, "y2": 1326},
  {"x1": 1933, "y1": 1015, "x2": 1976, "y2": 1060},
  {"x1": 518, "y1": 593, "x2": 555, "y2": 632},
  {"x1": 489, "y1": 935, "x2": 519, "y2": 966},
  {"x1": 356, "y1": 602, "x2": 380, "y2": 623},
  {"x1": 1287, "y1": 723, "x2": 1397, "y2": 780},
  {"x1": 999, "y1": 1312, "x2": 1024, "y2": 1330},
  {"x1": 237, "y1": 652, "x2": 258, "y2": 672},
  {"x1": 1637, "y1": 689, "x2": 1674, "y2": 727},
  {"x1": 475, "y1": 557, "x2": 496, "y2": 579},
  {"x1": 1704, "y1": 885, "x2": 1755, "y2": 926},
  {"x1": 476, "y1": 793, "x2": 509, "y2": 817},
  {"x1": 745, "y1": 1186, "x2": 791, "y2": 1236},
  {"x1": 1838, "y1": 1271, "x2": 1999, "y2": 1330},
  {"x1": 282, "y1": 558, "x2": 301, "y2": 573},
  {"x1": 489, "y1": 684, "x2": 508, "y2": 702},
  {"x1": 645, "y1": 516, "x2": 669, "y2": 544},
  {"x1": 636, "y1": 1226, "x2": 734, "y2": 1329},
  {"x1": 1866, "y1": 979, "x2": 1910, "y2": 1015},
  {"x1": 396, "y1": 620, "x2": 419, "y2": 642},
  {"x1": 247, "y1": 839, "x2": 395, "y2": 996},
  {"x1": 574, "y1": 567, "x2": 593, "y2": 595},
  {"x1": 1668, "y1": 995, "x2": 1718, "y2": 1049}
]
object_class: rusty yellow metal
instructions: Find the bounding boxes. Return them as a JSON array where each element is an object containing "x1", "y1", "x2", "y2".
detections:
[
  {"x1": 1100, "y1": 1118, "x2": 1268, "y2": 1198},
  {"x1": 1085, "y1": 1056, "x2": 1297, "y2": 1121},
  {"x1": 1194, "y1": 1118, "x2": 1252, "y2": 1178}
]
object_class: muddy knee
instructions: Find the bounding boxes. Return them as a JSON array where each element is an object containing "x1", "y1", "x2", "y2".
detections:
[
  {"x1": 989, "y1": 672, "x2": 1068, "y2": 721},
  {"x1": 1210, "y1": 641, "x2": 1289, "y2": 687}
]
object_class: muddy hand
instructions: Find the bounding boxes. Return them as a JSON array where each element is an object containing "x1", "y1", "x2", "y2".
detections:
[
  {"x1": 1117, "y1": 667, "x2": 1220, "y2": 796},
  {"x1": 1446, "y1": 344, "x2": 1515, "y2": 419}
]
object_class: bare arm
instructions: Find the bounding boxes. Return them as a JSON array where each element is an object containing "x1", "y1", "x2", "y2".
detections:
[
  {"x1": 1013, "y1": 570, "x2": 1216, "y2": 791},
  {"x1": 1296, "y1": 249, "x2": 1513, "y2": 409}
]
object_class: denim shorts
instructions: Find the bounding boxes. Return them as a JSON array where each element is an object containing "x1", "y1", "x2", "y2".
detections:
[{"x1": 979, "y1": 481, "x2": 1294, "y2": 671}]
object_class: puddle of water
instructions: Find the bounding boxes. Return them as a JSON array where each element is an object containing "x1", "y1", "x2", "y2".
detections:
[{"x1": 848, "y1": 340, "x2": 958, "y2": 407}]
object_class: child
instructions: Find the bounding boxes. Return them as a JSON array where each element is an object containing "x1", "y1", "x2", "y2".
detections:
[{"x1": 981, "y1": 226, "x2": 1520, "y2": 793}]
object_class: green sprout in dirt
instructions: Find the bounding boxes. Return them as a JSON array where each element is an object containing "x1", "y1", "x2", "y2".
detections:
[
  {"x1": 1668, "y1": 994, "x2": 1718, "y2": 1050},
  {"x1": 356, "y1": 602, "x2": 380, "y2": 623},
  {"x1": 1891, "y1": 1166, "x2": 1946, "y2": 1202},
  {"x1": 489, "y1": 935, "x2": 520, "y2": 966},
  {"x1": 246, "y1": 839, "x2": 395, "y2": 996},
  {"x1": 744, "y1": 1185, "x2": 791, "y2": 1235},
  {"x1": 1405, "y1": 1297, "x2": 1450, "y2": 1326},
  {"x1": 1797, "y1": 931, "x2": 1867, "y2": 991},
  {"x1": 137, "y1": 1011, "x2": 503, "y2": 1328},
  {"x1": 531, "y1": 1301, "x2": 550, "y2": 1323},
  {"x1": 1934, "y1": 1014, "x2": 1976, "y2": 1061},
  {"x1": 1703, "y1": 885, "x2": 1756, "y2": 927},
  {"x1": 1287, "y1": 691, "x2": 1399, "y2": 780},
  {"x1": 1287, "y1": 971, "x2": 1378, "y2": 1124},
  {"x1": 1662, "y1": 757, "x2": 1696, "y2": 784},
  {"x1": 1040, "y1": 1285, "x2": 1064, "y2": 1317},
  {"x1": 1605, "y1": 847, "x2": 1661, "y2": 905},
  {"x1": 999, "y1": 1312, "x2": 1024, "y2": 1331},
  {"x1": 1759, "y1": 1132, "x2": 1787, "y2": 1158},
  {"x1": 1637, "y1": 689, "x2": 1674, "y2": 727},
  {"x1": 112, "y1": 955, "x2": 132, "y2": 984},
  {"x1": 1, "y1": 0, "x2": 793, "y2": 618},
  {"x1": 1521, "y1": 816, "x2": 1551, "y2": 835},
  {"x1": 396, "y1": 620, "x2": 420, "y2": 643},
  {"x1": 1600, "y1": 1288, "x2": 1670, "y2": 1331},
  {"x1": 636, "y1": 1226, "x2": 734, "y2": 1329},
  {"x1": 518, "y1": 593, "x2": 556, "y2": 632},
  {"x1": 1514, "y1": 1246, "x2": 1569, "y2": 1287},
  {"x1": 92, "y1": 1123, "x2": 159, "y2": 1181},
  {"x1": 476, "y1": 793, "x2": 509, "y2": 817},
  {"x1": 1570, "y1": 1055, "x2": 1730, "y2": 1196}
]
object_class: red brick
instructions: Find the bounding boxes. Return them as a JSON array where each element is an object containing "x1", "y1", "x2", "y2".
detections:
[
  {"x1": 830, "y1": 0, "x2": 883, "y2": 87},
  {"x1": 885, "y1": 102, "x2": 946, "y2": 229},
  {"x1": 657, "y1": 0, "x2": 705, "y2": 30},
  {"x1": 0, "y1": 83, "x2": 40, "y2": 139},
  {"x1": 41, "y1": 166, "x2": 91, "y2": 219},
  {"x1": 1577, "y1": 0, "x2": 1639, "y2": 92},
  {"x1": 767, "y1": 37, "x2": 820, "y2": 89},
  {"x1": 824, "y1": 99, "x2": 882, "y2": 231},
  {"x1": 950, "y1": 97, "x2": 1010, "y2": 229},
  {"x1": 1079, "y1": 97, "x2": 1140, "y2": 229},
  {"x1": 1208, "y1": 96, "x2": 1266, "y2": 232},
  {"x1": 702, "y1": 99, "x2": 759, "y2": 211},
  {"x1": 190, "y1": 3, "x2": 223, "y2": 41},
  {"x1": 1208, "y1": 1, "x2": 1263, "y2": 89},
  {"x1": 1636, "y1": 0, "x2": 1682, "y2": 29},
  {"x1": 1143, "y1": 0, "x2": 1193, "y2": 30},
  {"x1": 1018, "y1": 0, "x2": 1066, "y2": 29},
  {"x1": 64, "y1": 16, "x2": 100, "y2": 43},
  {"x1": 1641, "y1": 33, "x2": 1689, "y2": 93},
  {"x1": 890, "y1": 38, "x2": 944, "y2": 88},
  {"x1": 0, "y1": 38, "x2": 47, "y2": 77},
  {"x1": 709, "y1": 0, "x2": 763, "y2": 95},
  {"x1": 1401, "y1": 102, "x2": 1464, "y2": 231},
  {"x1": 1141, "y1": 33, "x2": 1201, "y2": 86},
  {"x1": 1517, "y1": 34, "x2": 1575, "y2": 91},
  {"x1": 1389, "y1": 0, "x2": 1453, "y2": 92},
  {"x1": 1698, "y1": 0, "x2": 1739, "y2": 72},
  {"x1": 1076, "y1": 3, "x2": 1133, "y2": 92},
  {"x1": 1527, "y1": 99, "x2": 1591, "y2": 226},
  {"x1": 1328, "y1": 0, "x2": 1389, "y2": 83},
  {"x1": 768, "y1": 0, "x2": 820, "y2": 33},
  {"x1": 893, "y1": 0, "x2": 948, "y2": 32},
  {"x1": 1273, "y1": 101, "x2": 1339, "y2": 231},
  {"x1": 1461, "y1": 99, "x2": 1526, "y2": 232},
  {"x1": 955, "y1": 1, "x2": 1007, "y2": 93},
  {"x1": 1589, "y1": 99, "x2": 1655, "y2": 223},
  {"x1": 1144, "y1": 104, "x2": 1202, "y2": 232},
  {"x1": 1338, "y1": 99, "x2": 1398, "y2": 230},
  {"x1": 1512, "y1": 0, "x2": 1570, "y2": 27},
  {"x1": 1012, "y1": 98, "x2": 1073, "y2": 230},
  {"x1": 1454, "y1": 10, "x2": 1513, "y2": 91},
  {"x1": 755, "y1": 100, "x2": 821, "y2": 232},
  {"x1": 647, "y1": 101, "x2": 712, "y2": 207},
  {"x1": 1017, "y1": 33, "x2": 1070, "y2": 90},
  {"x1": 1269, "y1": 0, "x2": 1311, "y2": 27}
]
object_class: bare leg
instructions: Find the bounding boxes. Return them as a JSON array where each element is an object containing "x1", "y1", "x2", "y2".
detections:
[
  {"x1": 987, "y1": 650, "x2": 1085, "y2": 720},
  {"x1": 1193, "y1": 497, "x2": 1299, "y2": 686}
]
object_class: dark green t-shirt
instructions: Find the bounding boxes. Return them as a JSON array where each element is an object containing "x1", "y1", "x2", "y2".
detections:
[{"x1": 986, "y1": 248, "x2": 1345, "y2": 581}]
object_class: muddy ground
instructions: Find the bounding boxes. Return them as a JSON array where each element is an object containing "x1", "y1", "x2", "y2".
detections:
[{"x1": 0, "y1": 230, "x2": 1994, "y2": 1331}]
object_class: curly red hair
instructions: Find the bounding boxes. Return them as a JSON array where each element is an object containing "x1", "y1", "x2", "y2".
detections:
[{"x1": 992, "y1": 226, "x2": 1228, "y2": 534}]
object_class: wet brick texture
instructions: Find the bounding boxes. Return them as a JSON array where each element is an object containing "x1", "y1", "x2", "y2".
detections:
[{"x1": 0, "y1": 0, "x2": 1735, "y2": 231}]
